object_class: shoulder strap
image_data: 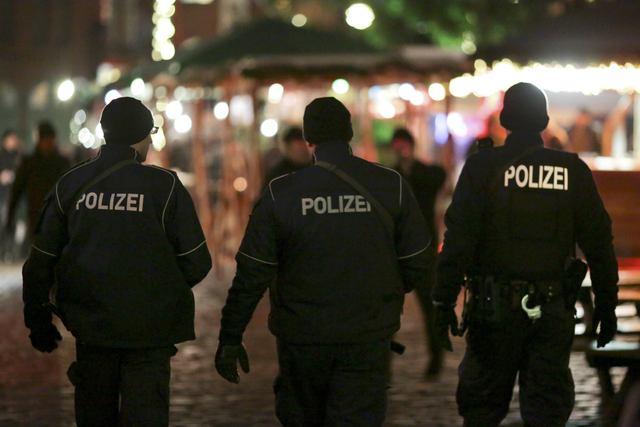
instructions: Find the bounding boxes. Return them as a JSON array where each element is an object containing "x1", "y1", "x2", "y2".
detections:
[
  {"x1": 488, "y1": 144, "x2": 544, "y2": 192},
  {"x1": 69, "y1": 159, "x2": 137, "y2": 211},
  {"x1": 315, "y1": 160, "x2": 394, "y2": 237}
]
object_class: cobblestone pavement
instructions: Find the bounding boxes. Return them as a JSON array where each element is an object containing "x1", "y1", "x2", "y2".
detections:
[{"x1": 0, "y1": 263, "x2": 621, "y2": 426}]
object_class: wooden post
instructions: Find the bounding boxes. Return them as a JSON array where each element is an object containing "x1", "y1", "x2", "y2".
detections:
[
  {"x1": 357, "y1": 84, "x2": 377, "y2": 162},
  {"x1": 442, "y1": 94, "x2": 455, "y2": 174},
  {"x1": 191, "y1": 98, "x2": 212, "y2": 235}
]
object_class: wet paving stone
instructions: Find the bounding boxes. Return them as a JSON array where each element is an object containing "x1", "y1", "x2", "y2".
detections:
[{"x1": 0, "y1": 263, "x2": 625, "y2": 426}]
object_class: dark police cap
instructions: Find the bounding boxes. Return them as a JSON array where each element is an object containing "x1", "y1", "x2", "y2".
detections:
[
  {"x1": 100, "y1": 97, "x2": 154, "y2": 145},
  {"x1": 303, "y1": 97, "x2": 353, "y2": 144},
  {"x1": 500, "y1": 82, "x2": 549, "y2": 132}
]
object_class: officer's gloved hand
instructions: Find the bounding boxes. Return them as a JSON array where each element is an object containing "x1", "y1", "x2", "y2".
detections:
[
  {"x1": 29, "y1": 323, "x2": 62, "y2": 353},
  {"x1": 593, "y1": 306, "x2": 617, "y2": 348},
  {"x1": 434, "y1": 304, "x2": 460, "y2": 352},
  {"x1": 215, "y1": 343, "x2": 250, "y2": 384}
]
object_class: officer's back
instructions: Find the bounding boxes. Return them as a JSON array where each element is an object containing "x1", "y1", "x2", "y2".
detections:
[
  {"x1": 266, "y1": 141, "x2": 424, "y2": 343},
  {"x1": 28, "y1": 98, "x2": 211, "y2": 348},
  {"x1": 466, "y1": 136, "x2": 578, "y2": 279}
]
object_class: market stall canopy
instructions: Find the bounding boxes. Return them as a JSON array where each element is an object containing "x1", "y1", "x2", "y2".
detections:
[
  {"x1": 113, "y1": 18, "x2": 466, "y2": 86},
  {"x1": 478, "y1": 0, "x2": 640, "y2": 64},
  {"x1": 177, "y1": 18, "x2": 383, "y2": 79}
]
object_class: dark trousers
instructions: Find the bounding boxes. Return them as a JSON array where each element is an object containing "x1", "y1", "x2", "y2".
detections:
[
  {"x1": 68, "y1": 343, "x2": 177, "y2": 427},
  {"x1": 457, "y1": 297, "x2": 575, "y2": 427},
  {"x1": 413, "y1": 259, "x2": 442, "y2": 370},
  {"x1": 275, "y1": 339, "x2": 390, "y2": 427}
]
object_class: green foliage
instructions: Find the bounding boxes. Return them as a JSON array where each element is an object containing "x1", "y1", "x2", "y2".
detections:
[{"x1": 265, "y1": 0, "x2": 573, "y2": 49}]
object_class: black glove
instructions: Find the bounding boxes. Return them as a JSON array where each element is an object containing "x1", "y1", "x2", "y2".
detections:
[
  {"x1": 29, "y1": 323, "x2": 62, "y2": 353},
  {"x1": 215, "y1": 343, "x2": 250, "y2": 384},
  {"x1": 593, "y1": 306, "x2": 617, "y2": 348},
  {"x1": 434, "y1": 305, "x2": 460, "y2": 352}
]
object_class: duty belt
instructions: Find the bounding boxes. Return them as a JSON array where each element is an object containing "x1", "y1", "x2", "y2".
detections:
[{"x1": 466, "y1": 276, "x2": 564, "y2": 323}]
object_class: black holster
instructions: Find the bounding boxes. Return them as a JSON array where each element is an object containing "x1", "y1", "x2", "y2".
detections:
[{"x1": 464, "y1": 276, "x2": 511, "y2": 326}]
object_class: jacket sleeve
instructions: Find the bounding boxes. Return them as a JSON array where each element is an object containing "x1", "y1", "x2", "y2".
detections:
[
  {"x1": 165, "y1": 177, "x2": 212, "y2": 287},
  {"x1": 434, "y1": 160, "x2": 485, "y2": 306},
  {"x1": 22, "y1": 191, "x2": 67, "y2": 330},
  {"x1": 219, "y1": 195, "x2": 278, "y2": 344},
  {"x1": 395, "y1": 177, "x2": 432, "y2": 293},
  {"x1": 572, "y1": 158, "x2": 618, "y2": 309}
]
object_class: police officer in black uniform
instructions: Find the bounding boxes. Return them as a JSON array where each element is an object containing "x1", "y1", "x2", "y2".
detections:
[
  {"x1": 433, "y1": 82, "x2": 618, "y2": 427},
  {"x1": 215, "y1": 97, "x2": 431, "y2": 426},
  {"x1": 22, "y1": 97, "x2": 212, "y2": 427}
]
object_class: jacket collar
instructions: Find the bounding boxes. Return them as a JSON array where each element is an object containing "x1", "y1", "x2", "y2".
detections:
[
  {"x1": 313, "y1": 142, "x2": 352, "y2": 164},
  {"x1": 99, "y1": 144, "x2": 142, "y2": 163},
  {"x1": 504, "y1": 131, "x2": 544, "y2": 149}
]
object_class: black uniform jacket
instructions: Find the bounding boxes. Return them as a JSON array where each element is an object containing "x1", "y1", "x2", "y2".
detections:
[
  {"x1": 220, "y1": 142, "x2": 431, "y2": 345},
  {"x1": 434, "y1": 132, "x2": 618, "y2": 310},
  {"x1": 23, "y1": 144, "x2": 212, "y2": 348}
]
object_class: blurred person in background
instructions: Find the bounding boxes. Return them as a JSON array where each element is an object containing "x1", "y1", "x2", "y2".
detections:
[
  {"x1": 5, "y1": 121, "x2": 70, "y2": 247},
  {"x1": 568, "y1": 108, "x2": 600, "y2": 154},
  {"x1": 263, "y1": 126, "x2": 312, "y2": 186},
  {"x1": 390, "y1": 127, "x2": 447, "y2": 378},
  {"x1": 0, "y1": 129, "x2": 21, "y2": 260}
]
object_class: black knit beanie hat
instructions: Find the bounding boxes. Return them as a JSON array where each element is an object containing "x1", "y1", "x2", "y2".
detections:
[
  {"x1": 500, "y1": 82, "x2": 549, "y2": 132},
  {"x1": 100, "y1": 97, "x2": 154, "y2": 145},
  {"x1": 303, "y1": 97, "x2": 353, "y2": 144}
]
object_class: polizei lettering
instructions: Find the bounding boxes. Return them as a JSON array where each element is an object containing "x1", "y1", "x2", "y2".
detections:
[
  {"x1": 76, "y1": 192, "x2": 145, "y2": 212},
  {"x1": 301, "y1": 195, "x2": 371, "y2": 216},
  {"x1": 504, "y1": 165, "x2": 568, "y2": 191}
]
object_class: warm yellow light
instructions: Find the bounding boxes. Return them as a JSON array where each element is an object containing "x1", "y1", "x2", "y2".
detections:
[
  {"x1": 376, "y1": 101, "x2": 396, "y2": 119},
  {"x1": 214, "y1": 102, "x2": 230, "y2": 120},
  {"x1": 174, "y1": 115, "x2": 192, "y2": 134},
  {"x1": 165, "y1": 100, "x2": 183, "y2": 120},
  {"x1": 268, "y1": 83, "x2": 284, "y2": 103},
  {"x1": 159, "y1": 42, "x2": 175, "y2": 60},
  {"x1": 233, "y1": 177, "x2": 248, "y2": 192},
  {"x1": 260, "y1": 119, "x2": 279, "y2": 137},
  {"x1": 398, "y1": 83, "x2": 415, "y2": 101},
  {"x1": 291, "y1": 14, "x2": 307, "y2": 27},
  {"x1": 453, "y1": 59, "x2": 640, "y2": 96},
  {"x1": 345, "y1": 3, "x2": 375, "y2": 30},
  {"x1": 57, "y1": 79, "x2": 75, "y2": 101},
  {"x1": 449, "y1": 75, "x2": 473, "y2": 98},
  {"x1": 332, "y1": 79, "x2": 350, "y2": 95},
  {"x1": 428, "y1": 83, "x2": 446, "y2": 101},
  {"x1": 104, "y1": 89, "x2": 122, "y2": 104},
  {"x1": 130, "y1": 78, "x2": 146, "y2": 96}
]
